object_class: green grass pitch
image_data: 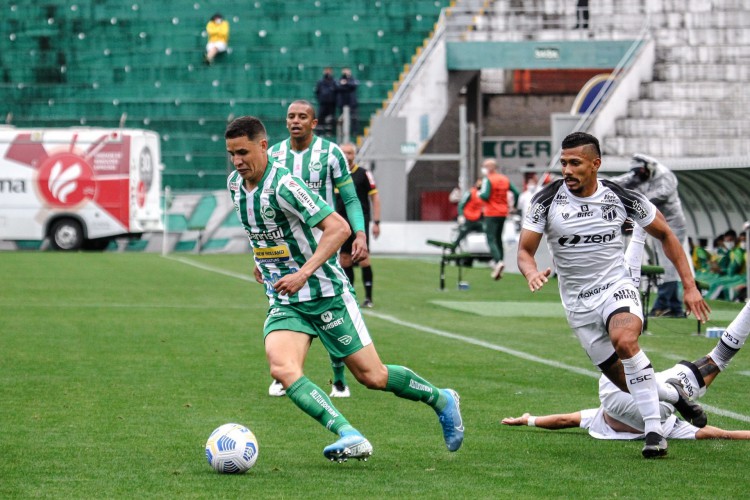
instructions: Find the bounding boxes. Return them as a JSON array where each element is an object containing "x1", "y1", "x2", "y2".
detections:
[{"x1": 2, "y1": 252, "x2": 749, "y2": 498}]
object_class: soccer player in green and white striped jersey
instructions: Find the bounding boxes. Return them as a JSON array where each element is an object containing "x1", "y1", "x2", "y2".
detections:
[
  {"x1": 225, "y1": 116, "x2": 463, "y2": 462},
  {"x1": 266, "y1": 99, "x2": 367, "y2": 398}
]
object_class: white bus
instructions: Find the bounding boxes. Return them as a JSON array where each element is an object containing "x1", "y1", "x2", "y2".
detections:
[{"x1": 0, "y1": 126, "x2": 163, "y2": 250}]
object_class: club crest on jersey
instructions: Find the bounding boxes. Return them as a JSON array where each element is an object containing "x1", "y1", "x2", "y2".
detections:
[
  {"x1": 309, "y1": 161, "x2": 323, "y2": 173},
  {"x1": 261, "y1": 204, "x2": 276, "y2": 221},
  {"x1": 601, "y1": 204, "x2": 617, "y2": 221},
  {"x1": 562, "y1": 213, "x2": 570, "y2": 220}
]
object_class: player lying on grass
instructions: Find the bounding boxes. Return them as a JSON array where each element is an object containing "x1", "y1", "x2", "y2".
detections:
[
  {"x1": 225, "y1": 115, "x2": 463, "y2": 463},
  {"x1": 503, "y1": 295, "x2": 750, "y2": 442}
]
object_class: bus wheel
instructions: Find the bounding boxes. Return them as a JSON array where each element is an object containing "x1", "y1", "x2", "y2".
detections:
[{"x1": 50, "y1": 219, "x2": 83, "y2": 251}]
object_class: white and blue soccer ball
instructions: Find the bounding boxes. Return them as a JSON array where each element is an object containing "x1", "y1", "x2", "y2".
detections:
[{"x1": 205, "y1": 423, "x2": 259, "y2": 473}]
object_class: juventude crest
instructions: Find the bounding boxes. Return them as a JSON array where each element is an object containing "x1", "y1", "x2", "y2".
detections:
[
  {"x1": 261, "y1": 204, "x2": 276, "y2": 221},
  {"x1": 309, "y1": 161, "x2": 323, "y2": 173}
]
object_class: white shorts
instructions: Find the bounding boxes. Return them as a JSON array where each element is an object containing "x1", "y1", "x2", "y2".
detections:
[
  {"x1": 566, "y1": 282, "x2": 643, "y2": 367},
  {"x1": 206, "y1": 41, "x2": 227, "y2": 52}
]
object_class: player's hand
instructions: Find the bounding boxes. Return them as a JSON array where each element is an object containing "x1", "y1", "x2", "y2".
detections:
[
  {"x1": 253, "y1": 266, "x2": 263, "y2": 284},
  {"x1": 684, "y1": 286, "x2": 711, "y2": 323},
  {"x1": 273, "y1": 270, "x2": 310, "y2": 296},
  {"x1": 372, "y1": 222, "x2": 380, "y2": 239},
  {"x1": 501, "y1": 413, "x2": 531, "y2": 426},
  {"x1": 350, "y1": 231, "x2": 369, "y2": 263},
  {"x1": 526, "y1": 268, "x2": 551, "y2": 292}
]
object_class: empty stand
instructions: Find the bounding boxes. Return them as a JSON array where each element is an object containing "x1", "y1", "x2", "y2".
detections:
[{"x1": 1, "y1": 0, "x2": 451, "y2": 190}]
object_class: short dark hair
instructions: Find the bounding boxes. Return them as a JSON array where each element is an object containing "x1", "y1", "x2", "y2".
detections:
[
  {"x1": 225, "y1": 116, "x2": 267, "y2": 141},
  {"x1": 562, "y1": 132, "x2": 601, "y2": 158},
  {"x1": 289, "y1": 99, "x2": 316, "y2": 119}
]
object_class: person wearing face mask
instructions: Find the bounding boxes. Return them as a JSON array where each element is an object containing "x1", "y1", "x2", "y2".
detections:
[
  {"x1": 611, "y1": 153, "x2": 689, "y2": 318},
  {"x1": 708, "y1": 229, "x2": 747, "y2": 301}
]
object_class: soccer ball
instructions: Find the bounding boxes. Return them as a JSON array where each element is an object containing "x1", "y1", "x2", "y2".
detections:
[{"x1": 205, "y1": 423, "x2": 259, "y2": 473}]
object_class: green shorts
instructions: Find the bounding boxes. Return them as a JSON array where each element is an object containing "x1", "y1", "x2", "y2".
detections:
[{"x1": 263, "y1": 289, "x2": 372, "y2": 358}]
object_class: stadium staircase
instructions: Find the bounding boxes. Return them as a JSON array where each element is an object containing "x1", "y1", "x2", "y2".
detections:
[
  {"x1": 1, "y1": 0, "x2": 451, "y2": 192},
  {"x1": 472, "y1": 0, "x2": 750, "y2": 162}
]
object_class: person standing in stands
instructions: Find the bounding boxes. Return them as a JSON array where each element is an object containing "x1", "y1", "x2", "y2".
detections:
[
  {"x1": 314, "y1": 67, "x2": 338, "y2": 135},
  {"x1": 479, "y1": 158, "x2": 519, "y2": 280},
  {"x1": 336, "y1": 67, "x2": 360, "y2": 137},
  {"x1": 265, "y1": 100, "x2": 367, "y2": 399},
  {"x1": 336, "y1": 143, "x2": 381, "y2": 311},
  {"x1": 204, "y1": 13, "x2": 229, "y2": 65}
]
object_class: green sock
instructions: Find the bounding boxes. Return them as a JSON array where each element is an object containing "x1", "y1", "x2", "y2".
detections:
[
  {"x1": 286, "y1": 376, "x2": 351, "y2": 435},
  {"x1": 330, "y1": 355, "x2": 347, "y2": 386},
  {"x1": 384, "y1": 365, "x2": 447, "y2": 410}
]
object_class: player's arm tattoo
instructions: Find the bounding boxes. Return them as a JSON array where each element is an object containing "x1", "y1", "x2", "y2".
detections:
[{"x1": 694, "y1": 355, "x2": 721, "y2": 379}]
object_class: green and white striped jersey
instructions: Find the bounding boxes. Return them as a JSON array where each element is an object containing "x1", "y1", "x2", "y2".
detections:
[
  {"x1": 267, "y1": 135, "x2": 351, "y2": 207},
  {"x1": 228, "y1": 162, "x2": 352, "y2": 305}
]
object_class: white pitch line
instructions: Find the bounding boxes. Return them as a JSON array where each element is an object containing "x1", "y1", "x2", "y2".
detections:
[{"x1": 168, "y1": 255, "x2": 750, "y2": 423}]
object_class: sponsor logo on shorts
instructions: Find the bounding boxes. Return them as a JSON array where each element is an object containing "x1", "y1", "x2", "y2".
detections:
[
  {"x1": 321, "y1": 318, "x2": 344, "y2": 331},
  {"x1": 321, "y1": 311, "x2": 333, "y2": 322},
  {"x1": 613, "y1": 288, "x2": 639, "y2": 302},
  {"x1": 337, "y1": 335, "x2": 353, "y2": 345},
  {"x1": 577, "y1": 281, "x2": 614, "y2": 299},
  {"x1": 269, "y1": 307, "x2": 284, "y2": 317}
]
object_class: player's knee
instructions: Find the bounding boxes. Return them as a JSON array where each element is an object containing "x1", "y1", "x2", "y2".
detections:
[{"x1": 353, "y1": 366, "x2": 388, "y2": 389}]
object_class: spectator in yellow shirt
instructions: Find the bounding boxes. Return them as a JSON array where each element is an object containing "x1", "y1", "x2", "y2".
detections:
[{"x1": 205, "y1": 13, "x2": 229, "y2": 65}]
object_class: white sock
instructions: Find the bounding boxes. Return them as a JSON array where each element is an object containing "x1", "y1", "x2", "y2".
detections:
[
  {"x1": 657, "y1": 361, "x2": 705, "y2": 399},
  {"x1": 624, "y1": 225, "x2": 647, "y2": 287},
  {"x1": 710, "y1": 302, "x2": 750, "y2": 370},
  {"x1": 622, "y1": 350, "x2": 662, "y2": 435}
]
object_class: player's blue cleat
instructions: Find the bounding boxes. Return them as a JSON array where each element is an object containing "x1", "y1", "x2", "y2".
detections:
[
  {"x1": 435, "y1": 389, "x2": 464, "y2": 452},
  {"x1": 323, "y1": 430, "x2": 373, "y2": 462}
]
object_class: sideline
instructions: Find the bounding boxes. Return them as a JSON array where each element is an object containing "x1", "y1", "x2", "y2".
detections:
[{"x1": 166, "y1": 255, "x2": 750, "y2": 423}]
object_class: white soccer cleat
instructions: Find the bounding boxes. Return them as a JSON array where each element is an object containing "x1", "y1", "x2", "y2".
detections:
[
  {"x1": 491, "y1": 261, "x2": 505, "y2": 280},
  {"x1": 329, "y1": 381, "x2": 351, "y2": 398},
  {"x1": 268, "y1": 379, "x2": 286, "y2": 397},
  {"x1": 323, "y1": 431, "x2": 373, "y2": 462}
]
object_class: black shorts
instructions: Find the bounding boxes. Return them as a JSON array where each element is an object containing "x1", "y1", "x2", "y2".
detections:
[{"x1": 341, "y1": 218, "x2": 370, "y2": 254}]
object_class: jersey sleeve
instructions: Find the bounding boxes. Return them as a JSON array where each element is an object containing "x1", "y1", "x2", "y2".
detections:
[
  {"x1": 600, "y1": 179, "x2": 657, "y2": 227},
  {"x1": 522, "y1": 179, "x2": 563, "y2": 233},
  {"x1": 579, "y1": 408, "x2": 599, "y2": 430},
  {"x1": 277, "y1": 174, "x2": 333, "y2": 228}
]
